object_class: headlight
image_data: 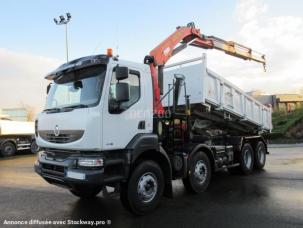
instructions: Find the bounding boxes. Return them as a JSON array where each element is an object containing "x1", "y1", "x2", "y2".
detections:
[{"x1": 77, "y1": 158, "x2": 104, "y2": 167}]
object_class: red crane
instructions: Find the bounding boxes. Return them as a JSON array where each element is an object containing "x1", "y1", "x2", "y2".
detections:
[{"x1": 144, "y1": 22, "x2": 266, "y2": 114}]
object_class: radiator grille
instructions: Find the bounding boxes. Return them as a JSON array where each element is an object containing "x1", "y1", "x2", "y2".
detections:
[
  {"x1": 45, "y1": 148, "x2": 80, "y2": 160},
  {"x1": 39, "y1": 130, "x2": 84, "y2": 144}
]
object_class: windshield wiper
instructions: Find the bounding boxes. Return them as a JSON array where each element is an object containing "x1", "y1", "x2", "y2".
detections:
[
  {"x1": 60, "y1": 104, "x2": 88, "y2": 112},
  {"x1": 43, "y1": 104, "x2": 88, "y2": 113},
  {"x1": 43, "y1": 108, "x2": 61, "y2": 113}
]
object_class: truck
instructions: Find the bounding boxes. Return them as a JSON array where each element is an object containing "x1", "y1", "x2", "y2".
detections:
[
  {"x1": 0, "y1": 116, "x2": 39, "y2": 156},
  {"x1": 34, "y1": 23, "x2": 271, "y2": 215}
]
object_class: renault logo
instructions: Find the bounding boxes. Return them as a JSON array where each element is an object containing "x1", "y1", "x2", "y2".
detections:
[{"x1": 54, "y1": 125, "x2": 60, "y2": 137}]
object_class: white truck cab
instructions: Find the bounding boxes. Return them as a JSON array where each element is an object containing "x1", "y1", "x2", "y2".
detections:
[{"x1": 37, "y1": 55, "x2": 153, "y2": 151}]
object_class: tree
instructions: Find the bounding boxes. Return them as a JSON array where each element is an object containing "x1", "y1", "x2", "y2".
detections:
[
  {"x1": 20, "y1": 103, "x2": 36, "y2": 122},
  {"x1": 25, "y1": 106, "x2": 36, "y2": 122}
]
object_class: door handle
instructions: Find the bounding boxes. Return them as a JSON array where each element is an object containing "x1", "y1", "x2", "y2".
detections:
[{"x1": 138, "y1": 121, "x2": 146, "y2": 129}]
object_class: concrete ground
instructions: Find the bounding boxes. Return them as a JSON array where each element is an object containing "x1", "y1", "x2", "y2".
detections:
[{"x1": 0, "y1": 146, "x2": 303, "y2": 228}]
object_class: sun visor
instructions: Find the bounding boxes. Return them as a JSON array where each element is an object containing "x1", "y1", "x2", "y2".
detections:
[{"x1": 45, "y1": 54, "x2": 110, "y2": 80}]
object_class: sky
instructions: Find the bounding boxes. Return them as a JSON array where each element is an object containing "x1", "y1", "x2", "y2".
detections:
[{"x1": 1, "y1": 0, "x2": 303, "y2": 114}]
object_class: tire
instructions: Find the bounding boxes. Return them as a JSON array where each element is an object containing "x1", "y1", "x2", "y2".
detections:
[
  {"x1": 30, "y1": 140, "x2": 39, "y2": 154},
  {"x1": 120, "y1": 160, "x2": 164, "y2": 215},
  {"x1": 239, "y1": 143, "x2": 254, "y2": 175},
  {"x1": 254, "y1": 141, "x2": 266, "y2": 170},
  {"x1": 182, "y1": 152, "x2": 211, "y2": 193},
  {"x1": 70, "y1": 187, "x2": 102, "y2": 199},
  {"x1": 1, "y1": 141, "x2": 16, "y2": 157}
]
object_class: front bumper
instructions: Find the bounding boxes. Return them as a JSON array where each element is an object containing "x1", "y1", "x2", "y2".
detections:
[{"x1": 34, "y1": 150, "x2": 127, "y2": 189}]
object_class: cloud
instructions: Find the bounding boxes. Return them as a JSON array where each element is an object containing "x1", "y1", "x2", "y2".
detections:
[
  {"x1": 235, "y1": 0, "x2": 268, "y2": 22},
  {"x1": 0, "y1": 48, "x2": 61, "y2": 115},
  {"x1": 210, "y1": 0, "x2": 303, "y2": 94},
  {"x1": 169, "y1": 0, "x2": 303, "y2": 95},
  {"x1": 1, "y1": 0, "x2": 302, "y2": 119}
]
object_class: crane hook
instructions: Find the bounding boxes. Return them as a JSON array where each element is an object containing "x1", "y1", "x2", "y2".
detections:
[{"x1": 263, "y1": 63, "x2": 266, "y2": 72}]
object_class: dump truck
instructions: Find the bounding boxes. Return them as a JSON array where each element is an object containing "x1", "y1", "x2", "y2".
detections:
[
  {"x1": 34, "y1": 23, "x2": 271, "y2": 215},
  {"x1": 0, "y1": 117, "x2": 39, "y2": 156}
]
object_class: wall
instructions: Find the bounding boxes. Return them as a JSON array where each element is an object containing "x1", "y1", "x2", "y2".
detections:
[{"x1": 0, "y1": 108, "x2": 28, "y2": 121}]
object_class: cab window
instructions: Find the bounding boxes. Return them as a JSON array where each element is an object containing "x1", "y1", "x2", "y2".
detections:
[{"x1": 108, "y1": 70, "x2": 140, "y2": 113}]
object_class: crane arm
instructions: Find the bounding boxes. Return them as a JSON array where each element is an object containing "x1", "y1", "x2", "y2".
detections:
[
  {"x1": 191, "y1": 36, "x2": 266, "y2": 66},
  {"x1": 144, "y1": 22, "x2": 266, "y2": 114}
]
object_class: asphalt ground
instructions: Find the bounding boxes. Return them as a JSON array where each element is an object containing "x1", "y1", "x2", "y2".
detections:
[{"x1": 0, "y1": 146, "x2": 303, "y2": 228}]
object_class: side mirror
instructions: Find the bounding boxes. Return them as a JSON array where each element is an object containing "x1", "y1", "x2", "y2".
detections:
[
  {"x1": 46, "y1": 83, "x2": 51, "y2": 94},
  {"x1": 116, "y1": 83, "x2": 130, "y2": 102},
  {"x1": 73, "y1": 80, "x2": 83, "y2": 90},
  {"x1": 116, "y1": 66, "x2": 129, "y2": 80}
]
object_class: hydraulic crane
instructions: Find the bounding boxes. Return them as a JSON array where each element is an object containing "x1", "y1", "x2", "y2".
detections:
[
  {"x1": 36, "y1": 22, "x2": 271, "y2": 216},
  {"x1": 144, "y1": 22, "x2": 266, "y2": 114}
]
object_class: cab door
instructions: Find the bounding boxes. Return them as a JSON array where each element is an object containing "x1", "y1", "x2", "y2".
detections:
[{"x1": 102, "y1": 65, "x2": 152, "y2": 150}]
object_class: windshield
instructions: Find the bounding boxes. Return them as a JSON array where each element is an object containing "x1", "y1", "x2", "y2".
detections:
[{"x1": 45, "y1": 65, "x2": 106, "y2": 111}]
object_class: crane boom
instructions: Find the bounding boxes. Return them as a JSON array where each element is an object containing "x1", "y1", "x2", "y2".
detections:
[
  {"x1": 192, "y1": 36, "x2": 266, "y2": 65},
  {"x1": 144, "y1": 22, "x2": 266, "y2": 114}
]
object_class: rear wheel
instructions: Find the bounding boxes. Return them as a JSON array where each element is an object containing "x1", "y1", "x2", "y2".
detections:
[
  {"x1": 70, "y1": 187, "x2": 102, "y2": 199},
  {"x1": 183, "y1": 152, "x2": 211, "y2": 193},
  {"x1": 120, "y1": 160, "x2": 164, "y2": 215},
  {"x1": 0, "y1": 141, "x2": 16, "y2": 157},
  {"x1": 254, "y1": 141, "x2": 266, "y2": 169},
  {"x1": 239, "y1": 143, "x2": 254, "y2": 175}
]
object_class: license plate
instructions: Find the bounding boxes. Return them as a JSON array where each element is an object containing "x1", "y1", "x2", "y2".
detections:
[{"x1": 67, "y1": 171, "x2": 85, "y2": 180}]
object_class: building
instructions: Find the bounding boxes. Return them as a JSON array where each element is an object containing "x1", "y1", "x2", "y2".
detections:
[
  {"x1": 247, "y1": 91, "x2": 303, "y2": 112},
  {"x1": 275, "y1": 94, "x2": 303, "y2": 111},
  {"x1": 0, "y1": 108, "x2": 28, "y2": 121}
]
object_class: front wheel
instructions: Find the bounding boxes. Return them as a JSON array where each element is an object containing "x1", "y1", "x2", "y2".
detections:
[
  {"x1": 120, "y1": 160, "x2": 164, "y2": 215},
  {"x1": 70, "y1": 187, "x2": 102, "y2": 199},
  {"x1": 183, "y1": 152, "x2": 211, "y2": 193}
]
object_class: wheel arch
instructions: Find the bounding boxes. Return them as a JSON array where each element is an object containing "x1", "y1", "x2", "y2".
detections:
[
  {"x1": 132, "y1": 148, "x2": 173, "y2": 197},
  {"x1": 244, "y1": 136, "x2": 268, "y2": 154},
  {"x1": 126, "y1": 133, "x2": 173, "y2": 198}
]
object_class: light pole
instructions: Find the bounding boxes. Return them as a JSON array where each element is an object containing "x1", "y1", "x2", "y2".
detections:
[{"x1": 54, "y1": 13, "x2": 72, "y2": 62}]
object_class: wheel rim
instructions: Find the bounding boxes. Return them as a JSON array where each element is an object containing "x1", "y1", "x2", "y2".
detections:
[
  {"x1": 244, "y1": 148, "x2": 252, "y2": 169},
  {"x1": 4, "y1": 145, "x2": 13, "y2": 154},
  {"x1": 258, "y1": 146, "x2": 265, "y2": 165},
  {"x1": 137, "y1": 172, "x2": 158, "y2": 203},
  {"x1": 194, "y1": 160, "x2": 208, "y2": 184}
]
